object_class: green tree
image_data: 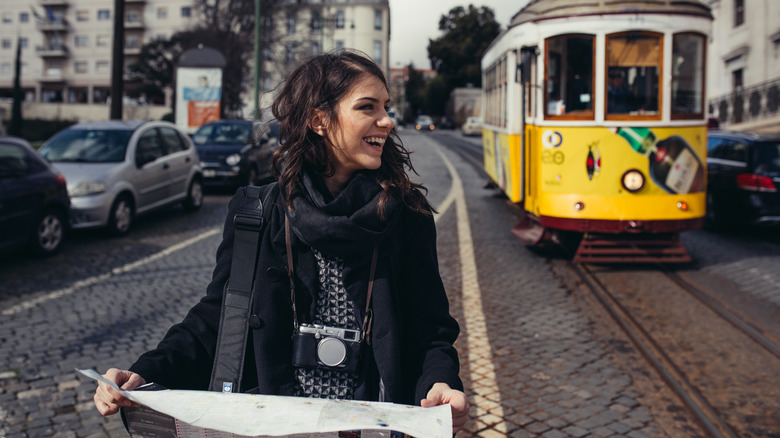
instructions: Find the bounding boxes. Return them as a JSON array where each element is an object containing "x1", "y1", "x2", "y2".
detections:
[
  {"x1": 423, "y1": 75, "x2": 449, "y2": 116},
  {"x1": 404, "y1": 63, "x2": 425, "y2": 121},
  {"x1": 427, "y1": 5, "x2": 500, "y2": 89}
]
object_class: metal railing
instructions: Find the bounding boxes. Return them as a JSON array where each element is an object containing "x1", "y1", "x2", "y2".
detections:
[{"x1": 709, "y1": 77, "x2": 780, "y2": 127}]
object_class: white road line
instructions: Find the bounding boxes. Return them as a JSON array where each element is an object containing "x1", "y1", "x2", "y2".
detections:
[
  {"x1": 431, "y1": 143, "x2": 506, "y2": 433},
  {"x1": 2, "y1": 228, "x2": 221, "y2": 316}
]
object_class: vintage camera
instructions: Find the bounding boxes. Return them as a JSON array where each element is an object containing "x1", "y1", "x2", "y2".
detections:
[{"x1": 292, "y1": 323, "x2": 363, "y2": 373}]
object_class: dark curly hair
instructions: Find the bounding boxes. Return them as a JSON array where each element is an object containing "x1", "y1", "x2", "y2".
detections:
[{"x1": 270, "y1": 50, "x2": 432, "y2": 218}]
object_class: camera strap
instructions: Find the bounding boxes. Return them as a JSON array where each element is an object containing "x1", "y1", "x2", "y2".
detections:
[
  {"x1": 209, "y1": 183, "x2": 278, "y2": 393},
  {"x1": 285, "y1": 216, "x2": 378, "y2": 344}
]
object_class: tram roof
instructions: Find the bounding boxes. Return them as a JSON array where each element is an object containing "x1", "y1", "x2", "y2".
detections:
[{"x1": 510, "y1": 0, "x2": 712, "y2": 26}]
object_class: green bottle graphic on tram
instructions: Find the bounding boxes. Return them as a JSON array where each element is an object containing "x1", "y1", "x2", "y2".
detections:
[{"x1": 614, "y1": 127, "x2": 704, "y2": 194}]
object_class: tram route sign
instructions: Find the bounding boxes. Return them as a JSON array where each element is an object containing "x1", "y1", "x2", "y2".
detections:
[{"x1": 77, "y1": 369, "x2": 450, "y2": 438}]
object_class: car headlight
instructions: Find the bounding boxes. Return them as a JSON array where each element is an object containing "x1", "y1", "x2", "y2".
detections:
[
  {"x1": 70, "y1": 181, "x2": 107, "y2": 197},
  {"x1": 225, "y1": 153, "x2": 241, "y2": 166}
]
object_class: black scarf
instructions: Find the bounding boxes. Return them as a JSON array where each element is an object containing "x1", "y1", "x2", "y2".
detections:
[{"x1": 285, "y1": 168, "x2": 402, "y2": 257}]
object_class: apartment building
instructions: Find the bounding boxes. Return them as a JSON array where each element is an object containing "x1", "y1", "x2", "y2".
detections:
[
  {"x1": 706, "y1": 0, "x2": 780, "y2": 132},
  {"x1": 0, "y1": 0, "x2": 390, "y2": 122}
]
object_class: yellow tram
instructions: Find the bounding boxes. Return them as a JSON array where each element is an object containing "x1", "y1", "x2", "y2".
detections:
[{"x1": 481, "y1": 0, "x2": 712, "y2": 262}]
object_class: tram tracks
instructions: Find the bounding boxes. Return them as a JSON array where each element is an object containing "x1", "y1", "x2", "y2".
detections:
[{"x1": 572, "y1": 263, "x2": 780, "y2": 438}]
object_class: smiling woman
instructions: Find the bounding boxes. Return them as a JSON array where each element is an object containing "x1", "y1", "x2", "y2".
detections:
[{"x1": 93, "y1": 51, "x2": 470, "y2": 435}]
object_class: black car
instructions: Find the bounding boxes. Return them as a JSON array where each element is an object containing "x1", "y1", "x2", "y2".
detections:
[
  {"x1": 193, "y1": 120, "x2": 278, "y2": 188},
  {"x1": 706, "y1": 130, "x2": 780, "y2": 228},
  {"x1": 0, "y1": 135, "x2": 70, "y2": 255}
]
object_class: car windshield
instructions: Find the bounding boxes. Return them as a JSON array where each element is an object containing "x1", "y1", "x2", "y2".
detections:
[
  {"x1": 41, "y1": 129, "x2": 132, "y2": 163},
  {"x1": 193, "y1": 123, "x2": 252, "y2": 146},
  {"x1": 417, "y1": 116, "x2": 433, "y2": 124},
  {"x1": 754, "y1": 141, "x2": 780, "y2": 173}
]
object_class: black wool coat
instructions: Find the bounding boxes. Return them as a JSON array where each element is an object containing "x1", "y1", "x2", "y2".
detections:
[{"x1": 129, "y1": 185, "x2": 463, "y2": 405}]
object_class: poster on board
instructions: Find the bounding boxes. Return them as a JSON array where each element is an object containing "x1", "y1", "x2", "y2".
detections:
[{"x1": 176, "y1": 67, "x2": 222, "y2": 133}]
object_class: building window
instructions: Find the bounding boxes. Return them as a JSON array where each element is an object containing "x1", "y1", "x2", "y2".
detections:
[
  {"x1": 98, "y1": 10, "x2": 110, "y2": 20},
  {"x1": 96, "y1": 35, "x2": 111, "y2": 47},
  {"x1": 335, "y1": 40, "x2": 344, "y2": 50},
  {"x1": 126, "y1": 12, "x2": 141, "y2": 24},
  {"x1": 181, "y1": 7, "x2": 192, "y2": 18},
  {"x1": 287, "y1": 12, "x2": 296, "y2": 34},
  {"x1": 285, "y1": 43, "x2": 296, "y2": 65},
  {"x1": 2, "y1": 13, "x2": 12, "y2": 24},
  {"x1": 74, "y1": 61, "x2": 88, "y2": 73},
  {"x1": 1, "y1": 39, "x2": 11, "y2": 50},
  {"x1": 732, "y1": 68, "x2": 743, "y2": 93},
  {"x1": 605, "y1": 31, "x2": 662, "y2": 119},
  {"x1": 0, "y1": 63, "x2": 10, "y2": 75},
  {"x1": 734, "y1": 0, "x2": 744, "y2": 27},
  {"x1": 544, "y1": 34, "x2": 594, "y2": 119},
  {"x1": 76, "y1": 10, "x2": 89, "y2": 22},
  {"x1": 671, "y1": 32, "x2": 705, "y2": 119},
  {"x1": 311, "y1": 10, "x2": 321, "y2": 31},
  {"x1": 311, "y1": 41, "x2": 320, "y2": 56},
  {"x1": 126, "y1": 34, "x2": 140, "y2": 49},
  {"x1": 157, "y1": 7, "x2": 168, "y2": 19},
  {"x1": 96, "y1": 60, "x2": 110, "y2": 74},
  {"x1": 75, "y1": 35, "x2": 89, "y2": 47},
  {"x1": 336, "y1": 10, "x2": 345, "y2": 29},
  {"x1": 373, "y1": 41, "x2": 382, "y2": 65},
  {"x1": 19, "y1": 12, "x2": 29, "y2": 23},
  {"x1": 374, "y1": 10, "x2": 382, "y2": 30},
  {"x1": 19, "y1": 38, "x2": 28, "y2": 49}
]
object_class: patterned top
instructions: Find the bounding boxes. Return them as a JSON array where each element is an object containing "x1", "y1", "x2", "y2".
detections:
[{"x1": 294, "y1": 249, "x2": 359, "y2": 399}]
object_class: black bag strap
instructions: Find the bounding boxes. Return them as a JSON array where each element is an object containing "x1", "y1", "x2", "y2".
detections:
[{"x1": 209, "y1": 183, "x2": 278, "y2": 393}]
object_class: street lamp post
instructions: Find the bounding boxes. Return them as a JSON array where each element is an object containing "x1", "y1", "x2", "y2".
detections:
[
  {"x1": 253, "y1": 0, "x2": 261, "y2": 119},
  {"x1": 110, "y1": 0, "x2": 125, "y2": 119}
]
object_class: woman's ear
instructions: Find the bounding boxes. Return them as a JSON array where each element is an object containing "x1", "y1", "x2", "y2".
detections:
[{"x1": 309, "y1": 110, "x2": 328, "y2": 136}]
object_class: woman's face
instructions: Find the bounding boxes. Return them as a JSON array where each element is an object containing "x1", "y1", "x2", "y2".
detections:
[{"x1": 321, "y1": 74, "x2": 394, "y2": 181}]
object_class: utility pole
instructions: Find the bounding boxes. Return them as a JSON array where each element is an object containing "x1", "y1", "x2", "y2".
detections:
[
  {"x1": 253, "y1": 0, "x2": 261, "y2": 119},
  {"x1": 110, "y1": 0, "x2": 125, "y2": 119}
]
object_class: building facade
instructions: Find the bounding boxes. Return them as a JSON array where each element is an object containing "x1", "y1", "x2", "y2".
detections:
[
  {"x1": 706, "y1": 0, "x2": 780, "y2": 132},
  {"x1": 0, "y1": 0, "x2": 390, "y2": 124}
]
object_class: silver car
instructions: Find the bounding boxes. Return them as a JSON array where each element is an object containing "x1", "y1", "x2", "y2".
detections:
[{"x1": 39, "y1": 120, "x2": 203, "y2": 235}]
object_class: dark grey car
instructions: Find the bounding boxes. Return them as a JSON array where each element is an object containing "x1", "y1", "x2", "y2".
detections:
[{"x1": 0, "y1": 135, "x2": 70, "y2": 255}]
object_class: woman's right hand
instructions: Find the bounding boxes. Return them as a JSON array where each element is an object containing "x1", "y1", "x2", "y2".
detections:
[{"x1": 93, "y1": 368, "x2": 147, "y2": 416}]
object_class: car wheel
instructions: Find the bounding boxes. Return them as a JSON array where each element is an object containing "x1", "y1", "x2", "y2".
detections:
[
  {"x1": 108, "y1": 194, "x2": 134, "y2": 236},
  {"x1": 183, "y1": 178, "x2": 204, "y2": 211},
  {"x1": 30, "y1": 208, "x2": 66, "y2": 256}
]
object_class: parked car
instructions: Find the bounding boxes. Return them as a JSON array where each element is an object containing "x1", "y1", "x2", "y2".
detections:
[
  {"x1": 0, "y1": 135, "x2": 70, "y2": 255},
  {"x1": 387, "y1": 108, "x2": 400, "y2": 130},
  {"x1": 192, "y1": 119, "x2": 278, "y2": 188},
  {"x1": 461, "y1": 117, "x2": 483, "y2": 136},
  {"x1": 39, "y1": 120, "x2": 203, "y2": 236},
  {"x1": 415, "y1": 115, "x2": 435, "y2": 132},
  {"x1": 706, "y1": 130, "x2": 780, "y2": 228}
]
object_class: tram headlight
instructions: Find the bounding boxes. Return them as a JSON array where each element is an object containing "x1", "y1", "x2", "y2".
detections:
[{"x1": 621, "y1": 169, "x2": 645, "y2": 193}]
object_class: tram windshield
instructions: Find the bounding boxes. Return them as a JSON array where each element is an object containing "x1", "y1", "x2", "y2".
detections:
[
  {"x1": 545, "y1": 34, "x2": 594, "y2": 118},
  {"x1": 606, "y1": 32, "x2": 661, "y2": 117},
  {"x1": 671, "y1": 33, "x2": 706, "y2": 118}
]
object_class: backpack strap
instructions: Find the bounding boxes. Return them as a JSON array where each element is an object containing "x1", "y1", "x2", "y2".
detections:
[{"x1": 209, "y1": 183, "x2": 278, "y2": 393}]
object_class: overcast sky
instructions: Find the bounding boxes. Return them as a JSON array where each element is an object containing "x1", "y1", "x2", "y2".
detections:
[{"x1": 389, "y1": 0, "x2": 531, "y2": 69}]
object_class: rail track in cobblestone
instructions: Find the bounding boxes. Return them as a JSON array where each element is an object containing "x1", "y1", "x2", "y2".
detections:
[{"x1": 572, "y1": 263, "x2": 780, "y2": 438}]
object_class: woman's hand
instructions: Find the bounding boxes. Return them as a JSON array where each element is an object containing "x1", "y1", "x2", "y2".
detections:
[
  {"x1": 421, "y1": 382, "x2": 469, "y2": 434},
  {"x1": 93, "y1": 368, "x2": 147, "y2": 416}
]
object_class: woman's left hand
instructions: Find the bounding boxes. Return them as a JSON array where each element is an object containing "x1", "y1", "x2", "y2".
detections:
[{"x1": 421, "y1": 382, "x2": 469, "y2": 434}]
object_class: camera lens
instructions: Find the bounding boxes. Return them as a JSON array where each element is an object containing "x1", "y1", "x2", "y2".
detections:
[{"x1": 317, "y1": 338, "x2": 347, "y2": 367}]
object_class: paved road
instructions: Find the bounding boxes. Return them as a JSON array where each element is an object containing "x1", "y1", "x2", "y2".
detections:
[{"x1": 1, "y1": 129, "x2": 779, "y2": 437}]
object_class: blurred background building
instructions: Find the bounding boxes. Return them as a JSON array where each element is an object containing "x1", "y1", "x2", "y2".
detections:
[
  {"x1": 0, "y1": 0, "x2": 390, "y2": 123},
  {"x1": 705, "y1": 0, "x2": 780, "y2": 132}
]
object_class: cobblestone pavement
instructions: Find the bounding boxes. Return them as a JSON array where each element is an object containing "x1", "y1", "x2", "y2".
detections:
[{"x1": 0, "y1": 130, "x2": 778, "y2": 437}]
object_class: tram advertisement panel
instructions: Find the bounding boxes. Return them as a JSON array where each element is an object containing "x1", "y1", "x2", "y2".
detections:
[
  {"x1": 483, "y1": 130, "x2": 523, "y2": 203},
  {"x1": 534, "y1": 126, "x2": 706, "y2": 196}
]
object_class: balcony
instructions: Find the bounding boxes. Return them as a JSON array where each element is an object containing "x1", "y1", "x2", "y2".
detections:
[
  {"x1": 124, "y1": 19, "x2": 146, "y2": 30},
  {"x1": 37, "y1": 18, "x2": 69, "y2": 32},
  {"x1": 709, "y1": 77, "x2": 780, "y2": 128},
  {"x1": 37, "y1": 44, "x2": 69, "y2": 58},
  {"x1": 39, "y1": 69, "x2": 66, "y2": 83},
  {"x1": 125, "y1": 0, "x2": 147, "y2": 3},
  {"x1": 39, "y1": 0, "x2": 70, "y2": 6}
]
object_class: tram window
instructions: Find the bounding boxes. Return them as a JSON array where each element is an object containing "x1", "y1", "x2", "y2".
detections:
[
  {"x1": 544, "y1": 34, "x2": 594, "y2": 119},
  {"x1": 606, "y1": 31, "x2": 662, "y2": 118},
  {"x1": 672, "y1": 33, "x2": 705, "y2": 119}
]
